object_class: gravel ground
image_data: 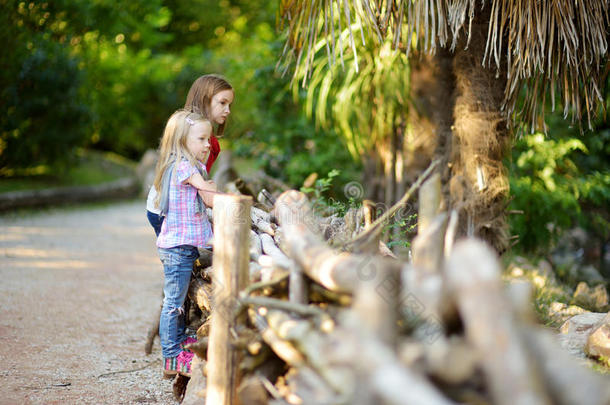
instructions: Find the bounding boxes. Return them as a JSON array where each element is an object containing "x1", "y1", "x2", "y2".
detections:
[{"x1": 0, "y1": 200, "x2": 178, "y2": 404}]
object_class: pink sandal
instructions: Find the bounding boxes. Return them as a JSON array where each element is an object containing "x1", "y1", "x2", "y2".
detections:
[{"x1": 163, "y1": 350, "x2": 194, "y2": 378}]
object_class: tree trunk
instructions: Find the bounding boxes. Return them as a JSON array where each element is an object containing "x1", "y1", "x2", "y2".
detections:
[{"x1": 449, "y1": 12, "x2": 510, "y2": 253}]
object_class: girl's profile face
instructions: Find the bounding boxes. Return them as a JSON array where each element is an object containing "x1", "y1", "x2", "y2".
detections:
[
  {"x1": 210, "y1": 89, "x2": 234, "y2": 125},
  {"x1": 186, "y1": 121, "x2": 212, "y2": 162}
]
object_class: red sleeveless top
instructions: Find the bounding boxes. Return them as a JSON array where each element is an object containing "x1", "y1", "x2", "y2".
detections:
[{"x1": 205, "y1": 135, "x2": 220, "y2": 173}]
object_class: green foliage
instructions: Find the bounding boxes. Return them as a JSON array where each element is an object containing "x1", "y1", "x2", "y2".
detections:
[
  {"x1": 0, "y1": 0, "x2": 362, "y2": 195},
  {"x1": 299, "y1": 169, "x2": 356, "y2": 216},
  {"x1": 0, "y1": 2, "x2": 92, "y2": 172},
  {"x1": 232, "y1": 63, "x2": 361, "y2": 192},
  {"x1": 384, "y1": 214, "x2": 417, "y2": 250},
  {"x1": 0, "y1": 0, "x2": 281, "y2": 167},
  {"x1": 508, "y1": 128, "x2": 610, "y2": 253},
  {"x1": 291, "y1": 19, "x2": 410, "y2": 159},
  {"x1": 301, "y1": 169, "x2": 340, "y2": 199}
]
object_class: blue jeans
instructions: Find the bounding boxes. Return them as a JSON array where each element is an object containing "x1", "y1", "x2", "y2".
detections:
[
  {"x1": 158, "y1": 245, "x2": 199, "y2": 358},
  {"x1": 147, "y1": 210, "x2": 164, "y2": 237}
]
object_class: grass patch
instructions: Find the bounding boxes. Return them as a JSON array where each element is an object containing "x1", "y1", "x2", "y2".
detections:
[
  {"x1": 0, "y1": 149, "x2": 135, "y2": 193},
  {"x1": 502, "y1": 254, "x2": 575, "y2": 328}
]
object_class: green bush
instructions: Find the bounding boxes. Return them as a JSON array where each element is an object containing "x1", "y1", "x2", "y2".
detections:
[
  {"x1": 1, "y1": 37, "x2": 91, "y2": 172},
  {"x1": 508, "y1": 128, "x2": 610, "y2": 254}
]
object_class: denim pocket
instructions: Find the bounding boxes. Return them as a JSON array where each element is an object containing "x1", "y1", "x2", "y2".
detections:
[
  {"x1": 158, "y1": 245, "x2": 199, "y2": 266},
  {"x1": 158, "y1": 247, "x2": 180, "y2": 266}
]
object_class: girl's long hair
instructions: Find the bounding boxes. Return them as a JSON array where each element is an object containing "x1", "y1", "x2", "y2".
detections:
[
  {"x1": 152, "y1": 110, "x2": 208, "y2": 195},
  {"x1": 184, "y1": 74, "x2": 233, "y2": 137}
]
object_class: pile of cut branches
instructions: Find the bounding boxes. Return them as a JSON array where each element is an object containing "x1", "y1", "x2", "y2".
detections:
[{"x1": 163, "y1": 167, "x2": 609, "y2": 405}]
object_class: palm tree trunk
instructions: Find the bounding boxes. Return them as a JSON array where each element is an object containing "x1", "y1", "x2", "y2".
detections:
[
  {"x1": 431, "y1": 47, "x2": 456, "y2": 194},
  {"x1": 449, "y1": 14, "x2": 510, "y2": 253}
]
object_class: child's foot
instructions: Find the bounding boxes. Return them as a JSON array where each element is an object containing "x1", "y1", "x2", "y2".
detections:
[
  {"x1": 163, "y1": 356, "x2": 179, "y2": 379},
  {"x1": 163, "y1": 350, "x2": 194, "y2": 379},
  {"x1": 176, "y1": 350, "x2": 194, "y2": 377},
  {"x1": 180, "y1": 336, "x2": 197, "y2": 353}
]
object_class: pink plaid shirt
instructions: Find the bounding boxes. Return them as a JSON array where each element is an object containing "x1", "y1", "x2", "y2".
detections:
[{"x1": 156, "y1": 160, "x2": 213, "y2": 249}]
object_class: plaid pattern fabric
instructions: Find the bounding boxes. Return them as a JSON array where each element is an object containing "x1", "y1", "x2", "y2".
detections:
[{"x1": 157, "y1": 160, "x2": 213, "y2": 249}]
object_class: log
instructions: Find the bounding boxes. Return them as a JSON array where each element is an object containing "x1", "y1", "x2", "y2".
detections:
[
  {"x1": 235, "y1": 177, "x2": 257, "y2": 200},
  {"x1": 252, "y1": 207, "x2": 277, "y2": 236},
  {"x1": 327, "y1": 311, "x2": 455, "y2": 405},
  {"x1": 362, "y1": 200, "x2": 377, "y2": 229},
  {"x1": 444, "y1": 210, "x2": 459, "y2": 258},
  {"x1": 281, "y1": 366, "x2": 341, "y2": 405},
  {"x1": 258, "y1": 257, "x2": 289, "y2": 283},
  {"x1": 249, "y1": 230, "x2": 262, "y2": 261},
  {"x1": 240, "y1": 296, "x2": 325, "y2": 318},
  {"x1": 251, "y1": 303, "x2": 453, "y2": 405},
  {"x1": 348, "y1": 203, "x2": 378, "y2": 254},
  {"x1": 243, "y1": 272, "x2": 289, "y2": 297},
  {"x1": 445, "y1": 239, "x2": 551, "y2": 405},
  {"x1": 196, "y1": 248, "x2": 214, "y2": 269},
  {"x1": 398, "y1": 337, "x2": 478, "y2": 385},
  {"x1": 182, "y1": 355, "x2": 208, "y2": 405},
  {"x1": 207, "y1": 194, "x2": 252, "y2": 405},
  {"x1": 237, "y1": 375, "x2": 269, "y2": 405},
  {"x1": 412, "y1": 163, "x2": 444, "y2": 274},
  {"x1": 258, "y1": 230, "x2": 307, "y2": 304},
  {"x1": 353, "y1": 262, "x2": 400, "y2": 346},
  {"x1": 255, "y1": 171, "x2": 291, "y2": 194},
  {"x1": 0, "y1": 177, "x2": 139, "y2": 211},
  {"x1": 257, "y1": 189, "x2": 276, "y2": 209},
  {"x1": 506, "y1": 281, "x2": 610, "y2": 405},
  {"x1": 186, "y1": 337, "x2": 209, "y2": 359},
  {"x1": 188, "y1": 277, "x2": 213, "y2": 314},
  {"x1": 254, "y1": 309, "x2": 350, "y2": 396},
  {"x1": 412, "y1": 212, "x2": 448, "y2": 274},
  {"x1": 274, "y1": 191, "x2": 400, "y2": 294},
  {"x1": 259, "y1": 233, "x2": 291, "y2": 268},
  {"x1": 409, "y1": 213, "x2": 455, "y2": 325},
  {"x1": 250, "y1": 308, "x2": 306, "y2": 367},
  {"x1": 417, "y1": 172, "x2": 441, "y2": 234},
  {"x1": 521, "y1": 326, "x2": 610, "y2": 405},
  {"x1": 289, "y1": 261, "x2": 307, "y2": 306},
  {"x1": 249, "y1": 261, "x2": 263, "y2": 283}
]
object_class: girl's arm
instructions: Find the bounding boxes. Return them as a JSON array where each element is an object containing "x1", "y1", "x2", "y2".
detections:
[{"x1": 185, "y1": 172, "x2": 218, "y2": 207}]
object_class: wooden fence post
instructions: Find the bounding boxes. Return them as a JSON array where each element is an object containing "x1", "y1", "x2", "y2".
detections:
[
  {"x1": 413, "y1": 172, "x2": 446, "y2": 273},
  {"x1": 417, "y1": 172, "x2": 441, "y2": 234},
  {"x1": 206, "y1": 194, "x2": 252, "y2": 405}
]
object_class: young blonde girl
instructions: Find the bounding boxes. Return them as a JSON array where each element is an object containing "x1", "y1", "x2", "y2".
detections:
[{"x1": 153, "y1": 109, "x2": 216, "y2": 378}]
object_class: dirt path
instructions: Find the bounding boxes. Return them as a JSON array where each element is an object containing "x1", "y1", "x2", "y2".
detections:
[{"x1": 0, "y1": 200, "x2": 177, "y2": 404}]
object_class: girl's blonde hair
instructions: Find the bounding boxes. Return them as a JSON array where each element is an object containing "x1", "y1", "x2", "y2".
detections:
[
  {"x1": 184, "y1": 74, "x2": 233, "y2": 137},
  {"x1": 152, "y1": 110, "x2": 209, "y2": 194}
]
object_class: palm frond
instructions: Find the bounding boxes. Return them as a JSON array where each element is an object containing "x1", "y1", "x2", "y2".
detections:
[
  {"x1": 290, "y1": 17, "x2": 410, "y2": 158},
  {"x1": 278, "y1": 0, "x2": 609, "y2": 130},
  {"x1": 485, "y1": 0, "x2": 609, "y2": 130}
]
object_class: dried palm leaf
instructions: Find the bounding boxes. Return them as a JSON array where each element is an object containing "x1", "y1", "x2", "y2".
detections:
[{"x1": 278, "y1": 0, "x2": 609, "y2": 131}]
